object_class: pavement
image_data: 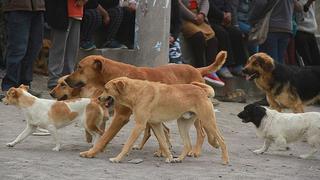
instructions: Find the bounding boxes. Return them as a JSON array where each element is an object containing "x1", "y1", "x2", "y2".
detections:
[{"x1": 0, "y1": 69, "x2": 320, "y2": 180}]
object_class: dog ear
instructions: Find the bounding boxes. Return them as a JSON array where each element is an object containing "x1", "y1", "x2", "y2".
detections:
[
  {"x1": 18, "y1": 84, "x2": 30, "y2": 91},
  {"x1": 114, "y1": 80, "x2": 126, "y2": 94},
  {"x1": 8, "y1": 89, "x2": 18, "y2": 97},
  {"x1": 256, "y1": 57, "x2": 273, "y2": 72},
  {"x1": 93, "y1": 59, "x2": 102, "y2": 71}
]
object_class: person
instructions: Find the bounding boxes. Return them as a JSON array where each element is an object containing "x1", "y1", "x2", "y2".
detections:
[
  {"x1": 169, "y1": 0, "x2": 183, "y2": 64},
  {"x1": 1, "y1": 0, "x2": 45, "y2": 98},
  {"x1": 295, "y1": 0, "x2": 320, "y2": 65},
  {"x1": 179, "y1": 0, "x2": 224, "y2": 87},
  {"x1": 46, "y1": 0, "x2": 85, "y2": 89},
  {"x1": 249, "y1": 0, "x2": 295, "y2": 64},
  {"x1": 231, "y1": 0, "x2": 258, "y2": 55},
  {"x1": 80, "y1": 0, "x2": 103, "y2": 51},
  {"x1": 250, "y1": 0, "x2": 294, "y2": 106},
  {"x1": 207, "y1": 0, "x2": 248, "y2": 78}
]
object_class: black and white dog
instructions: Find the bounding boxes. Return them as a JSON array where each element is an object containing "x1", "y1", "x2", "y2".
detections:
[{"x1": 238, "y1": 104, "x2": 320, "y2": 159}]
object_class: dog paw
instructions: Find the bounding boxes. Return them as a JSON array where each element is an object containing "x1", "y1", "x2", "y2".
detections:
[
  {"x1": 187, "y1": 150, "x2": 201, "y2": 158},
  {"x1": 299, "y1": 154, "x2": 310, "y2": 159},
  {"x1": 52, "y1": 146, "x2": 60, "y2": 151},
  {"x1": 253, "y1": 149, "x2": 265, "y2": 154},
  {"x1": 153, "y1": 150, "x2": 165, "y2": 157},
  {"x1": 6, "y1": 142, "x2": 15, "y2": 147},
  {"x1": 165, "y1": 158, "x2": 182, "y2": 163},
  {"x1": 132, "y1": 145, "x2": 141, "y2": 150},
  {"x1": 109, "y1": 157, "x2": 121, "y2": 163},
  {"x1": 79, "y1": 151, "x2": 95, "y2": 158}
]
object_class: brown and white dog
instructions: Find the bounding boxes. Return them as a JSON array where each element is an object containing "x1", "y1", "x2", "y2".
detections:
[
  {"x1": 64, "y1": 51, "x2": 227, "y2": 158},
  {"x1": 2, "y1": 85, "x2": 105, "y2": 151},
  {"x1": 243, "y1": 53, "x2": 320, "y2": 113},
  {"x1": 98, "y1": 77, "x2": 229, "y2": 164}
]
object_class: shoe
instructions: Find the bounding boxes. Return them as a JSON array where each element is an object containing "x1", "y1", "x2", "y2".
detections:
[
  {"x1": 230, "y1": 65, "x2": 244, "y2": 77},
  {"x1": 103, "y1": 39, "x2": 128, "y2": 49},
  {"x1": 80, "y1": 41, "x2": 97, "y2": 51},
  {"x1": 204, "y1": 72, "x2": 225, "y2": 87},
  {"x1": 218, "y1": 67, "x2": 234, "y2": 78},
  {"x1": 216, "y1": 89, "x2": 247, "y2": 103},
  {"x1": 28, "y1": 89, "x2": 42, "y2": 98},
  {"x1": 254, "y1": 96, "x2": 269, "y2": 106}
]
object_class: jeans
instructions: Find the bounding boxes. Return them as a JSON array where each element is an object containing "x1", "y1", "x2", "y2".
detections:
[
  {"x1": 260, "y1": 32, "x2": 291, "y2": 64},
  {"x1": 1, "y1": 11, "x2": 44, "y2": 91}
]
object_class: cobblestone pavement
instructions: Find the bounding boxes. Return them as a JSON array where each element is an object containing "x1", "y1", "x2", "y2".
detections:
[{"x1": 0, "y1": 70, "x2": 319, "y2": 180}]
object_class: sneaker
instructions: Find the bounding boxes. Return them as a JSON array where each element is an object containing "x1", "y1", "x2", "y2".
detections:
[
  {"x1": 28, "y1": 89, "x2": 42, "y2": 98},
  {"x1": 254, "y1": 96, "x2": 269, "y2": 106},
  {"x1": 204, "y1": 72, "x2": 225, "y2": 87},
  {"x1": 218, "y1": 67, "x2": 234, "y2": 79},
  {"x1": 80, "y1": 41, "x2": 97, "y2": 51},
  {"x1": 230, "y1": 65, "x2": 244, "y2": 77},
  {"x1": 103, "y1": 39, "x2": 128, "y2": 49}
]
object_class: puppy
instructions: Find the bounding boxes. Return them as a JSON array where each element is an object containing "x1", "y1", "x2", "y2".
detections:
[
  {"x1": 2, "y1": 85, "x2": 105, "y2": 151},
  {"x1": 238, "y1": 103, "x2": 320, "y2": 159},
  {"x1": 33, "y1": 39, "x2": 51, "y2": 76},
  {"x1": 242, "y1": 52, "x2": 320, "y2": 113},
  {"x1": 98, "y1": 77, "x2": 229, "y2": 164}
]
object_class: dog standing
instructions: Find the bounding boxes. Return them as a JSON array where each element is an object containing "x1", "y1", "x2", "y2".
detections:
[
  {"x1": 3, "y1": 85, "x2": 105, "y2": 151},
  {"x1": 242, "y1": 53, "x2": 320, "y2": 113},
  {"x1": 98, "y1": 77, "x2": 229, "y2": 164},
  {"x1": 238, "y1": 104, "x2": 320, "y2": 159},
  {"x1": 65, "y1": 51, "x2": 227, "y2": 158}
]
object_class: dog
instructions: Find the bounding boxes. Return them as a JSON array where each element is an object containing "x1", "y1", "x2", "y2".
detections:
[
  {"x1": 238, "y1": 103, "x2": 320, "y2": 159},
  {"x1": 33, "y1": 39, "x2": 51, "y2": 76},
  {"x1": 242, "y1": 52, "x2": 320, "y2": 113},
  {"x1": 2, "y1": 85, "x2": 105, "y2": 151},
  {"x1": 49, "y1": 75, "x2": 170, "y2": 156},
  {"x1": 98, "y1": 77, "x2": 229, "y2": 164},
  {"x1": 64, "y1": 51, "x2": 227, "y2": 158}
]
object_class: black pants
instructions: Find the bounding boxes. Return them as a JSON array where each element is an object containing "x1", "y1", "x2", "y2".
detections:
[
  {"x1": 80, "y1": 8, "x2": 102, "y2": 43},
  {"x1": 295, "y1": 31, "x2": 320, "y2": 65},
  {"x1": 187, "y1": 32, "x2": 218, "y2": 68},
  {"x1": 211, "y1": 23, "x2": 248, "y2": 66}
]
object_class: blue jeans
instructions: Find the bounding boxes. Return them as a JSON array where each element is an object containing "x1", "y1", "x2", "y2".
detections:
[
  {"x1": 1, "y1": 11, "x2": 44, "y2": 91},
  {"x1": 260, "y1": 32, "x2": 291, "y2": 64}
]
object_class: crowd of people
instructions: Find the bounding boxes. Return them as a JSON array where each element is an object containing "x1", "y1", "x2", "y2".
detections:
[{"x1": 0, "y1": 0, "x2": 319, "y2": 101}]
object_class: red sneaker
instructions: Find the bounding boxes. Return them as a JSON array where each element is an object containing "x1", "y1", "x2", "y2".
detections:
[{"x1": 204, "y1": 73, "x2": 225, "y2": 87}]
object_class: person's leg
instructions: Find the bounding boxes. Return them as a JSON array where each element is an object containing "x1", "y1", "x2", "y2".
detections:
[
  {"x1": 238, "y1": 21, "x2": 258, "y2": 55},
  {"x1": 20, "y1": 11, "x2": 44, "y2": 86},
  {"x1": 277, "y1": 32, "x2": 291, "y2": 64},
  {"x1": 260, "y1": 32, "x2": 279, "y2": 63},
  {"x1": 205, "y1": 37, "x2": 218, "y2": 65},
  {"x1": 80, "y1": 9, "x2": 102, "y2": 49},
  {"x1": 47, "y1": 23, "x2": 69, "y2": 89},
  {"x1": 226, "y1": 26, "x2": 248, "y2": 66},
  {"x1": 103, "y1": 7, "x2": 124, "y2": 47},
  {"x1": 1, "y1": 11, "x2": 31, "y2": 91},
  {"x1": 116, "y1": 7, "x2": 135, "y2": 48},
  {"x1": 63, "y1": 18, "x2": 81, "y2": 75},
  {"x1": 187, "y1": 32, "x2": 206, "y2": 68},
  {"x1": 306, "y1": 32, "x2": 320, "y2": 65}
]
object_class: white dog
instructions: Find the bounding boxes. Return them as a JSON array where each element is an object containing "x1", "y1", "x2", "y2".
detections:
[
  {"x1": 2, "y1": 85, "x2": 106, "y2": 151},
  {"x1": 238, "y1": 104, "x2": 320, "y2": 159}
]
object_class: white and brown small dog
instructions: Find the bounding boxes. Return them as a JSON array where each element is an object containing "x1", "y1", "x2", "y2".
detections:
[
  {"x1": 238, "y1": 104, "x2": 320, "y2": 159},
  {"x1": 2, "y1": 85, "x2": 105, "y2": 151}
]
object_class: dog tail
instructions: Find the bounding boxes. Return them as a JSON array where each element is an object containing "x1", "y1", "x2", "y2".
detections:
[
  {"x1": 191, "y1": 82, "x2": 215, "y2": 98},
  {"x1": 197, "y1": 51, "x2": 227, "y2": 76}
]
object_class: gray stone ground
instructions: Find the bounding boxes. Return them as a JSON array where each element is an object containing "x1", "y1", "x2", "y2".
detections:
[{"x1": 0, "y1": 70, "x2": 320, "y2": 180}]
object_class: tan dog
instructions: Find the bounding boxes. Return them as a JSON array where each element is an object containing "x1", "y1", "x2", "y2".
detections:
[
  {"x1": 98, "y1": 77, "x2": 229, "y2": 164},
  {"x1": 243, "y1": 53, "x2": 320, "y2": 113},
  {"x1": 33, "y1": 39, "x2": 51, "y2": 76},
  {"x1": 2, "y1": 85, "x2": 105, "y2": 151},
  {"x1": 49, "y1": 75, "x2": 170, "y2": 155},
  {"x1": 65, "y1": 51, "x2": 227, "y2": 158}
]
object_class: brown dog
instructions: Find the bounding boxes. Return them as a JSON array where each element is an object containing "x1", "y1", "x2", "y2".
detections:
[
  {"x1": 65, "y1": 51, "x2": 227, "y2": 158},
  {"x1": 243, "y1": 53, "x2": 320, "y2": 113},
  {"x1": 33, "y1": 39, "x2": 51, "y2": 76},
  {"x1": 98, "y1": 77, "x2": 229, "y2": 164}
]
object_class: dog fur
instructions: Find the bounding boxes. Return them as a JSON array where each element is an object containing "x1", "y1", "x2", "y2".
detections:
[
  {"x1": 33, "y1": 39, "x2": 51, "y2": 76},
  {"x1": 2, "y1": 85, "x2": 105, "y2": 151},
  {"x1": 64, "y1": 51, "x2": 227, "y2": 158},
  {"x1": 238, "y1": 104, "x2": 320, "y2": 159},
  {"x1": 243, "y1": 52, "x2": 320, "y2": 113},
  {"x1": 98, "y1": 77, "x2": 229, "y2": 164}
]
